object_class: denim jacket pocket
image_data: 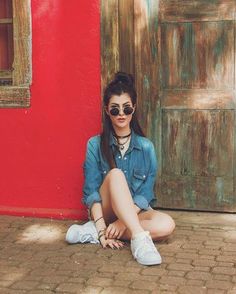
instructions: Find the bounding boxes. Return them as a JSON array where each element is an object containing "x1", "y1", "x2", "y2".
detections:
[{"x1": 131, "y1": 169, "x2": 146, "y2": 192}]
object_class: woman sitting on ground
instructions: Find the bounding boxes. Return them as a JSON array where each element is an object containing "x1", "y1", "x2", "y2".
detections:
[{"x1": 66, "y1": 72, "x2": 175, "y2": 266}]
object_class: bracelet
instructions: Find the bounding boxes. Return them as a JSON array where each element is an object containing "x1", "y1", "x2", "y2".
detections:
[
  {"x1": 98, "y1": 228, "x2": 106, "y2": 236},
  {"x1": 94, "y1": 216, "x2": 104, "y2": 223},
  {"x1": 98, "y1": 232, "x2": 106, "y2": 242}
]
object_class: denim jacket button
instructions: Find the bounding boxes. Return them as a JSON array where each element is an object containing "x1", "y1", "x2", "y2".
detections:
[
  {"x1": 103, "y1": 170, "x2": 107, "y2": 174},
  {"x1": 143, "y1": 175, "x2": 146, "y2": 178},
  {"x1": 124, "y1": 157, "x2": 127, "y2": 160},
  {"x1": 118, "y1": 156, "x2": 121, "y2": 159},
  {"x1": 124, "y1": 170, "x2": 127, "y2": 173}
]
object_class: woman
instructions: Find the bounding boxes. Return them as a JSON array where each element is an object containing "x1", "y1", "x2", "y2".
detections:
[{"x1": 66, "y1": 72, "x2": 175, "y2": 266}]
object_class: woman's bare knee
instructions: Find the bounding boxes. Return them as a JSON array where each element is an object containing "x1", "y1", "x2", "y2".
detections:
[
  {"x1": 100, "y1": 168, "x2": 124, "y2": 196},
  {"x1": 159, "y1": 217, "x2": 175, "y2": 238},
  {"x1": 106, "y1": 168, "x2": 125, "y2": 181},
  {"x1": 150, "y1": 212, "x2": 175, "y2": 240},
  {"x1": 104, "y1": 168, "x2": 128, "y2": 198}
]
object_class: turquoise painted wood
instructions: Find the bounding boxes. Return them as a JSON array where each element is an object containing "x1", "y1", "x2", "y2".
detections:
[
  {"x1": 157, "y1": 0, "x2": 236, "y2": 211},
  {"x1": 101, "y1": 0, "x2": 236, "y2": 211}
]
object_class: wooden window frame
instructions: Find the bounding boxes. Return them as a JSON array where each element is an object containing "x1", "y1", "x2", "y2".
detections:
[{"x1": 0, "y1": 0, "x2": 32, "y2": 108}]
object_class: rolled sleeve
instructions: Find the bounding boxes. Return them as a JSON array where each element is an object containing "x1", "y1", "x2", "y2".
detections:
[
  {"x1": 133, "y1": 195, "x2": 149, "y2": 210},
  {"x1": 82, "y1": 137, "x2": 103, "y2": 209},
  {"x1": 82, "y1": 191, "x2": 102, "y2": 209}
]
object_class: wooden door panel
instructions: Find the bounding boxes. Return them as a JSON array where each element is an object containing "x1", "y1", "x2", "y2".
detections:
[
  {"x1": 162, "y1": 110, "x2": 234, "y2": 177},
  {"x1": 161, "y1": 90, "x2": 236, "y2": 109},
  {"x1": 101, "y1": 0, "x2": 119, "y2": 94},
  {"x1": 159, "y1": 176, "x2": 235, "y2": 211},
  {"x1": 161, "y1": 21, "x2": 234, "y2": 89},
  {"x1": 119, "y1": 0, "x2": 134, "y2": 74},
  {"x1": 134, "y1": 0, "x2": 159, "y2": 133},
  {"x1": 101, "y1": 0, "x2": 236, "y2": 211},
  {"x1": 159, "y1": 0, "x2": 235, "y2": 22},
  {"x1": 157, "y1": 0, "x2": 236, "y2": 211}
]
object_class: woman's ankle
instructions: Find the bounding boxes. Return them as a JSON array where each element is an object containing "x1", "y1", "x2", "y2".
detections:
[{"x1": 131, "y1": 228, "x2": 145, "y2": 240}]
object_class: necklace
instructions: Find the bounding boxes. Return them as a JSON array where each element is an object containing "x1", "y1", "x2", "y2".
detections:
[
  {"x1": 115, "y1": 132, "x2": 131, "y2": 139},
  {"x1": 113, "y1": 135, "x2": 131, "y2": 150}
]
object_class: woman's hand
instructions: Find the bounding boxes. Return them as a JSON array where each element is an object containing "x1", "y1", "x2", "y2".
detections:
[
  {"x1": 105, "y1": 219, "x2": 126, "y2": 240},
  {"x1": 99, "y1": 235, "x2": 124, "y2": 249}
]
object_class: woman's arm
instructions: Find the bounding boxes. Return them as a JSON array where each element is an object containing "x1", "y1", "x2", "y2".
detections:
[
  {"x1": 90, "y1": 202, "x2": 107, "y2": 236},
  {"x1": 82, "y1": 137, "x2": 103, "y2": 209},
  {"x1": 105, "y1": 203, "x2": 141, "y2": 239},
  {"x1": 91, "y1": 202, "x2": 124, "y2": 248}
]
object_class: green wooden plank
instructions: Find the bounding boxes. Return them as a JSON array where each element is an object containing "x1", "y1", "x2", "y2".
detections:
[
  {"x1": 119, "y1": 0, "x2": 134, "y2": 75},
  {"x1": 134, "y1": 0, "x2": 160, "y2": 134},
  {"x1": 161, "y1": 21, "x2": 234, "y2": 89},
  {"x1": 101, "y1": 0, "x2": 119, "y2": 94},
  {"x1": 159, "y1": 175, "x2": 235, "y2": 211},
  {"x1": 159, "y1": 0, "x2": 235, "y2": 22}
]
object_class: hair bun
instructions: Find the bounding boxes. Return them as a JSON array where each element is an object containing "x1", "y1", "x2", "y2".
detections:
[{"x1": 114, "y1": 72, "x2": 134, "y2": 86}]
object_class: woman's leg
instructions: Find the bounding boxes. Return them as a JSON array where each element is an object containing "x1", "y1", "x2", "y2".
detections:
[
  {"x1": 120, "y1": 210, "x2": 175, "y2": 241},
  {"x1": 99, "y1": 168, "x2": 175, "y2": 241},
  {"x1": 99, "y1": 168, "x2": 144, "y2": 238}
]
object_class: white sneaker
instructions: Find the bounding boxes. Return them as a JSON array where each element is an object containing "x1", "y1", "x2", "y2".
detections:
[
  {"x1": 65, "y1": 221, "x2": 99, "y2": 244},
  {"x1": 131, "y1": 231, "x2": 162, "y2": 265}
]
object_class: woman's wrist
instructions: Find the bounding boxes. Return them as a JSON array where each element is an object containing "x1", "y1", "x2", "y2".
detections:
[
  {"x1": 94, "y1": 216, "x2": 104, "y2": 223},
  {"x1": 90, "y1": 203, "x2": 107, "y2": 234},
  {"x1": 98, "y1": 232, "x2": 106, "y2": 243}
]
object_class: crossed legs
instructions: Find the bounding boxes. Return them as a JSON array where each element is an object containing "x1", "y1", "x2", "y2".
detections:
[{"x1": 99, "y1": 168, "x2": 175, "y2": 241}]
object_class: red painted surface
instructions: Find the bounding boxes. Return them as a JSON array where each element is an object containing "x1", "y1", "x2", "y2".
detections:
[{"x1": 0, "y1": 0, "x2": 101, "y2": 219}]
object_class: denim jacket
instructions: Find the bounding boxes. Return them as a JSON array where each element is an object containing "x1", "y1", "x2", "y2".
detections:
[{"x1": 82, "y1": 130, "x2": 158, "y2": 210}]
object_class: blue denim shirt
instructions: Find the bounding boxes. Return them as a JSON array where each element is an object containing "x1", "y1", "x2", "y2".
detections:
[{"x1": 82, "y1": 130, "x2": 158, "y2": 210}]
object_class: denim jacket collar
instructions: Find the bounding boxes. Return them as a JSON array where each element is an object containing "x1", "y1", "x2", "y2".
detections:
[{"x1": 109, "y1": 129, "x2": 142, "y2": 151}]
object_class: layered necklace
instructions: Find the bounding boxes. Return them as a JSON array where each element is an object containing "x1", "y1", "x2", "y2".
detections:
[{"x1": 113, "y1": 131, "x2": 131, "y2": 150}]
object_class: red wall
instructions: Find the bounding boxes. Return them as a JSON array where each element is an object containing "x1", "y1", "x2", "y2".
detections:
[{"x1": 0, "y1": 0, "x2": 101, "y2": 219}]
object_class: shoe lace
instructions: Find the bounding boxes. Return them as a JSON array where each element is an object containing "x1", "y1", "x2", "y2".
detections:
[
  {"x1": 81, "y1": 233, "x2": 94, "y2": 243},
  {"x1": 135, "y1": 235, "x2": 157, "y2": 257}
]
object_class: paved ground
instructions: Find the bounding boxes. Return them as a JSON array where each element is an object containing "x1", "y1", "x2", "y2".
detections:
[{"x1": 0, "y1": 210, "x2": 236, "y2": 294}]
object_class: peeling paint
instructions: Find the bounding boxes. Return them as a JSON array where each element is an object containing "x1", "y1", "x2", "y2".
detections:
[
  {"x1": 216, "y1": 177, "x2": 224, "y2": 203},
  {"x1": 143, "y1": 74, "x2": 150, "y2": 90}
]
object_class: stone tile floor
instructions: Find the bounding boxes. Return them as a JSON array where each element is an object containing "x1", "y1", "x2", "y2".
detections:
[{"x1": 0, "y1": 210, "x2": 236, "y2": 293}]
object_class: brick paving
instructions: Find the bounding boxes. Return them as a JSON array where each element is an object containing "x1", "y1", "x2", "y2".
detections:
[{"x1": 0, "y1": 210, "x2": 236, "y2": 293}]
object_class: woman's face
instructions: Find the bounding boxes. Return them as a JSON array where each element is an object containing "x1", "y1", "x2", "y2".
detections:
[{"x1": 105, "y1": 93, "x2": 135, "y2": 132}]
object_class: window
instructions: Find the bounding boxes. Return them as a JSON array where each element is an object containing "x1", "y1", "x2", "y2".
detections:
[
  {"x1": 0, "y1": 0, "x2": 32, "y2": 108},
  {"x1": 0, "y1": 0, "x2": 13, "y2": 85}
]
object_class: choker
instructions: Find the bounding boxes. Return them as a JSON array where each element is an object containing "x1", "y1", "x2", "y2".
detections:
[
  {"x1": 113, "y1": 132, "x2": 131, "y2": 139},
  {"x1": 114, "y1": 136, "x2": 130, "y2": 150}
]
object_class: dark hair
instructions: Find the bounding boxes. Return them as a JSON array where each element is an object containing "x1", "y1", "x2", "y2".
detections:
[{"x1": 101, "y1": 72, "x2": 145, "y2": 168}]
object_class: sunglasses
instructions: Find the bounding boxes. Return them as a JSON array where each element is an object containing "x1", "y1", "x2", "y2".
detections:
[{"x1": 109, "y1": 106, "x2": 134, "y2": 116}]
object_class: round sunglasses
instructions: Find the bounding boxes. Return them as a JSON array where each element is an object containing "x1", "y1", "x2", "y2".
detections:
[{"x1": 109, "y1": 106, "x2": 134, "y2": 116}]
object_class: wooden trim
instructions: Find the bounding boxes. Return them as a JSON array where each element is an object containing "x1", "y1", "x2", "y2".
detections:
[
  {"x1": 0, "y1": 70, "x2": 12, "y2": 79},
  {"x1": 12, "y1": 0, "x2": 32, "y2": 86},
  {"x1": 0, "y1": 86, "x2": 30, "y2": 107},
  {"x1": 134, "y1": 0, "x2": 160, "y2": 131},
  {"x1": 234, "y1": 18, "x2": 236, "y2": 200},
  {"x1": 0, "y1": 0, "x2": 32, "y2": 108},
  {"x1": 161, "y1": 89, "x2": 236, "y2": 110},
  {"x1": 159, "y1": 0, "x2": 235, "y2": 23},
  {"x1": 0, "y1": 18, "x2": 13, "y2": 24},
  {"x1": 118, "y1": 0, "x2": 134, "y2": 75},
  {"x1": 100, "y1": 0, "x2": 119, "y2": 95}
]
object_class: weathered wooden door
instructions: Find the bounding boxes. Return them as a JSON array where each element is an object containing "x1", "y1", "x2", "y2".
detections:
[{"x1": 101, "y1": 0, "x2": 236, "y2": 211}]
